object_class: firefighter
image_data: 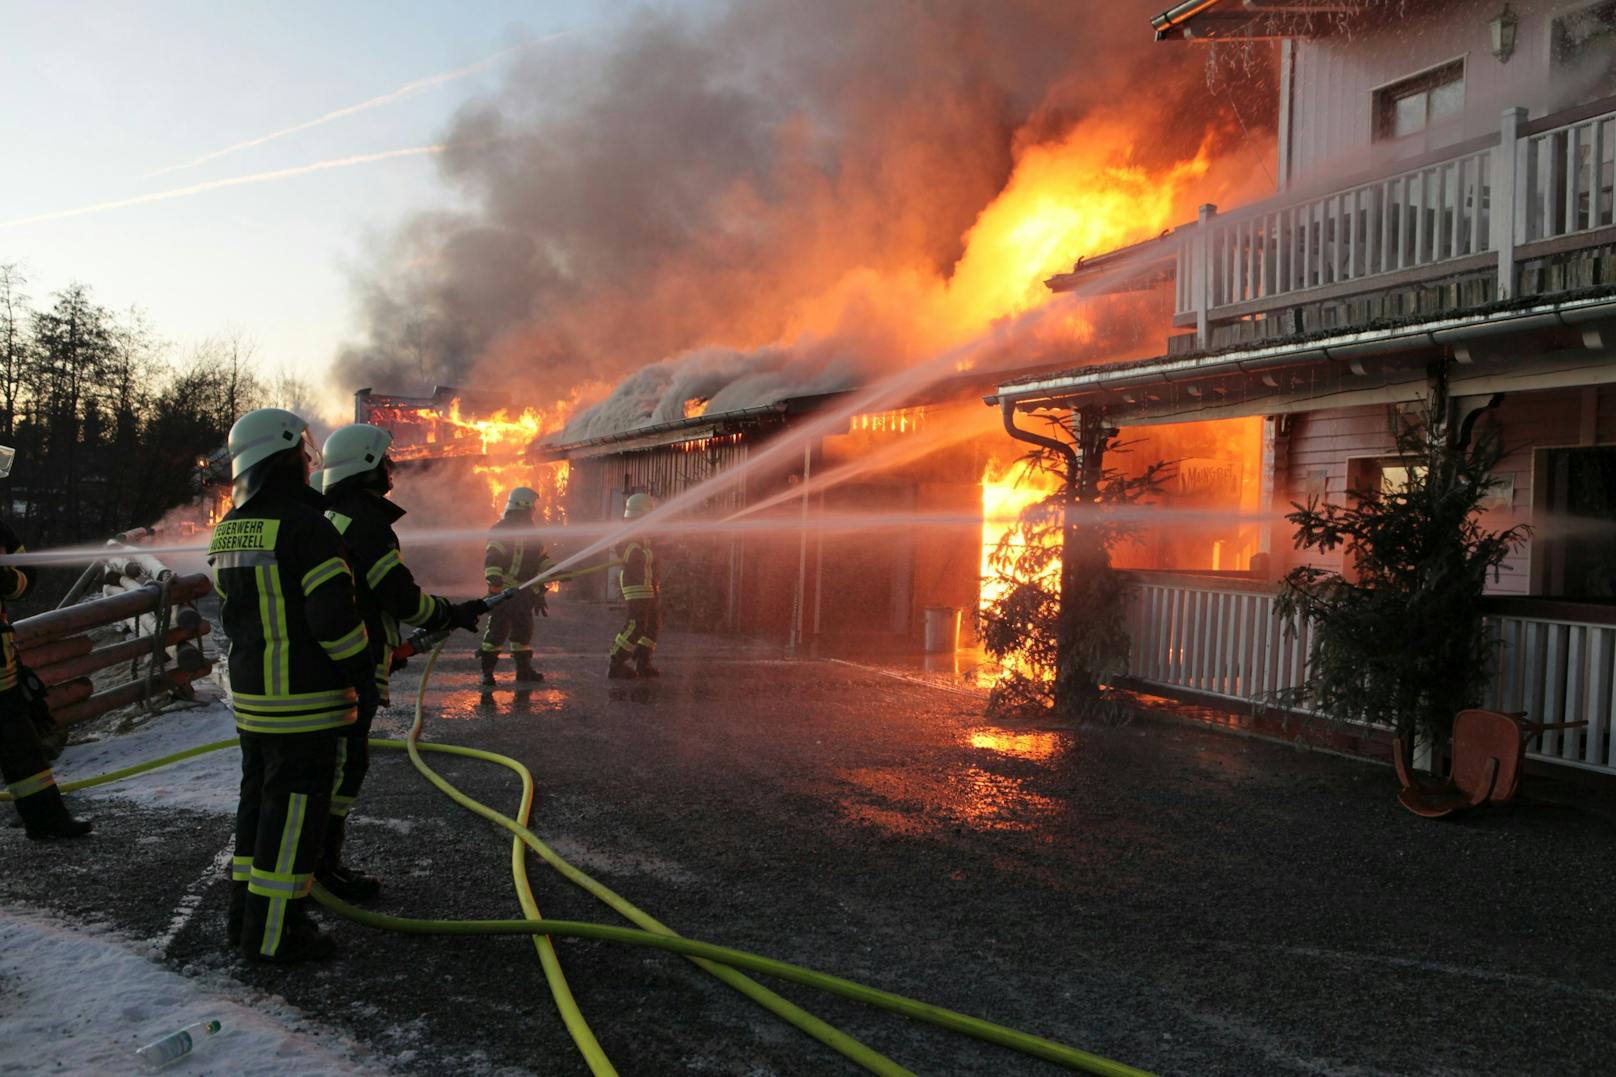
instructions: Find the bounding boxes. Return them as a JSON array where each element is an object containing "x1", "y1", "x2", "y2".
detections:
[
  {"x1": 208, "y1": 408, "x2": 378, "y2": 963},
  {"x1": 318, "y1": 423, "x2": 483, "y2": 900},
  {"x1": 0, "y1": 445, "x2": 91, "y2": 840},
  {"x1": 480, "y1": 486, "x2": 552, "y2": 688},
  {"x1": 608, "y1": 492, "x2": 661, "y2": 679}
]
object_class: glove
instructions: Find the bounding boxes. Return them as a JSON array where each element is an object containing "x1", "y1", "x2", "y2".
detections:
[
  {"x1": 448, "y1": 598, "x2": 484, "y2": 632},
  {"x1": 356, "y1": 681, "x2": 382, "y2": 723}
]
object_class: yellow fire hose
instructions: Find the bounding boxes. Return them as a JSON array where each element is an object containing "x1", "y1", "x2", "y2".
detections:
[{"x1": 4, "y1": 567, "x2": 1157, "y2": 1077}]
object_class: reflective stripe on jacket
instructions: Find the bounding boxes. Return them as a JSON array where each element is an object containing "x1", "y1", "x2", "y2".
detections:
[
  {"x1": 484, "y1": 513, "x2": 551, "y2": 588},
  {"x1": 326, "y1": 488, "x2": 450, "y2": 694},
  {"x1": 619, "y1": 541, "x2": 658, "y2": 602},
  {"x1": 208, "y1": 484, "x2": 372, "y2": 734}
]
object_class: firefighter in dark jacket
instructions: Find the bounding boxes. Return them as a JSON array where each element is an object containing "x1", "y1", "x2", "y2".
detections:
[
  {"x1": 208, "y1": 408, "x2": 379, "y2": 963},
  {"x1": 608, "y1": 492, "x2": 661, "y2": 679},
  {"x1": 480, "y1": 486, "x2": 552, "y2": 687},
  {"x1": 317, "y1": 423, "x2": 482, "y2": 899},
  {"x1": 0, "y1": 445, "x2": 92, "y2": 840}
]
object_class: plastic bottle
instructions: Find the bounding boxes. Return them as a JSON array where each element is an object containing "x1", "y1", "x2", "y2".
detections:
[{"x1": 134, "y1": 1019, "x2": 223, "y2": 1072}]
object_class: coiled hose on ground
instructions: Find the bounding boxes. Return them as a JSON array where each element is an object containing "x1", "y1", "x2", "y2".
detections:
[{"x1": 5, "y1": 638, "x2": 1155, "y2": 1077}]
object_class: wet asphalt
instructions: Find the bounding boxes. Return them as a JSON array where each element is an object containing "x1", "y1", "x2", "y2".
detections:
[{"x1": 3, "y1": 596, "x2": 1614, "y2": 1076}]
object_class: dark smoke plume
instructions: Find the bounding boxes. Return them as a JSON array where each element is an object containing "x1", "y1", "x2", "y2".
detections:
[{"x1": 334, "y1": 1, "x2": 1276, "y2": 435}]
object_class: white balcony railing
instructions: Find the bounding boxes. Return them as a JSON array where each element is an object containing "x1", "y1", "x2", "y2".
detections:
[
  {"x1": 1174, "y1": 99, "x2": 1616, "y2": 333},
  {"x1": 1179, "y1": 150, "x2": 1494, "y2": 313},
  {"x1": 1521, "y1": 109, "x2": 1616, "y2": 243},
  {"x1": 1124, "y1": 576, "x2": 1616, "y2": 778}
]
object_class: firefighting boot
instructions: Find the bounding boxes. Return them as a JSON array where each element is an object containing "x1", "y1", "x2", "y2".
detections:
[
  {"x1": 226, "y1": 881, "x2": 246, "y2": 948},
  {"x1": 243, "y1": 898, "x2": 337, "y2": 964},
  {"x1": 479, "y1": 651, "x2": 499, "y2": 687},
  {"x1": 15, "y1": 785, "x2": 93, "y2": 840},
  {"x1": 633, "y1": 644, "x2": 661, "y2": 679},
  {"x1": 512, "y1": 651, "x2": 544, "y2": 686},
  {"x1": 316, "y1": 815, "x2": 381, "y2": 903},
  {"x1": 607, "y1": 651, "x2": 637, "y2": 679}
]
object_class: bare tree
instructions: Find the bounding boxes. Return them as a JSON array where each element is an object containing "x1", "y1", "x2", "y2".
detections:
[{"x1": 0, "y1": 265, "x2": 31, "y2": 441}]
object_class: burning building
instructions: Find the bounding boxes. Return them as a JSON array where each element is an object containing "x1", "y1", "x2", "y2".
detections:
[
  {"x1": 992, "y1": 0, "x2": 1616, "y2": 777},
  {"x1": 540, "y1": 384, "x2": 1003, "y2": 657},
  {"x1": 354, "y1": 386, "x2": 570, "y2": 591},
  {"x1": 333, "y1": 3, "x2": 1288, "y2": 659}
]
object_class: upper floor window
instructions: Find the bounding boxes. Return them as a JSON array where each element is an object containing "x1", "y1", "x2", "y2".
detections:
[
  {"x1": 1373, "y1": 60, "x2": 1465, "y2": 141},
  {"x1": 1552, "y1": 2, "x2": 1616, "y2": 103}
]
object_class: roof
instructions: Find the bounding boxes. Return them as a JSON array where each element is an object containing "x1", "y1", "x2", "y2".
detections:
[
  {"x1": 537, "y1": 363, "x2": 1074, "y2": 459},
  {"x1": 1152, "y1": 0, "x2": 1371, "y2": 42},
  {"x1": 1045, "y1": 228, "x2": 1183, "y2": 295},
  {"x1": 534, "y1": 395, "x2": 837, "y2": 460}
]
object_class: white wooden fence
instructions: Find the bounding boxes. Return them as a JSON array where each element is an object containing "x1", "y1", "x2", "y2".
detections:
[{"x1": 1124, "y1": 574, "x2": 1616, "y2": 777}]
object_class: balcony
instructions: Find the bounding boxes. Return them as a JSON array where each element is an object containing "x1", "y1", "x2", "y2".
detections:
[{"x1": 1174, "y1": 97, "x2": 1616, "y2": 355}]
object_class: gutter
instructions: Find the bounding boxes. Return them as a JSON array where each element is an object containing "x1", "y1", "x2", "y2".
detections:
[
  {"x1": 987, "y1": 293, "x2": 1616, "y2": 408},
  {"x1": 1152, "y1": 0, "x2": 1222, "y2": 39}
]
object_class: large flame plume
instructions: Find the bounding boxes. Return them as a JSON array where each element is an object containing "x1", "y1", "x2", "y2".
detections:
[{"x1": 336, "y1": 1, "x2": 1278, "y2": 436}]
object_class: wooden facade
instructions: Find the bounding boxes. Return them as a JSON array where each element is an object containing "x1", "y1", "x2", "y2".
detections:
[{"x1": 1000, "y1": 0, "x2": 1616, "y2": 776}]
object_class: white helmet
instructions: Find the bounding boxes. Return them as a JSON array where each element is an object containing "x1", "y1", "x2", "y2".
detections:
[
  {"x1": 624, "y1": 492, "x2": 654, "y2": 519},
  {"x1": 505, "y1": 486, "x2": 539, "y2": 513},
  {"x1": 228, "y1": 409, "x2": 318, "y2": 506},
  {"x1": 321, "y1": 423, "x2": 393, "y2": 492}
]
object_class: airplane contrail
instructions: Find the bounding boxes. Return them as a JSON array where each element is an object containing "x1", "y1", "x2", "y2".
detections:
[
  {"x1": 142, "y1": 32, "x2": 568, "y2": 180},
  {"x1": 0, "y1": 145, "x2": 447, "y2": 229}
]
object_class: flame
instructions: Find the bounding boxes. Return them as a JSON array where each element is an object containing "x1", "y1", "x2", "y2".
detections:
[
  {"x1": 683, "y1": 397, "x2": 709, "y2": 418},
  {"x1": 946, "y1": 122, "x2": 1214, "y2": 333},
  {"x1": 474, "y1": 458, "x2": 570, "y2": 521},
  {"x1": 765, "y1": 115, "x2": 1220, "y2": 374},
  {"x1": 979, "y1": 453, "x2": 1063, "y2": 614},
  {"x1": 364, "y1": 394, "x2": 578, "y2": 519},
  {"x1": 850, "y1": 407, "x2": 925, "y2": 434}
]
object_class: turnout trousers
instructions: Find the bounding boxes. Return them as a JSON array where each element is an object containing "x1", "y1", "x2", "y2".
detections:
[
  {"x1": 330, "y1": 706, "x2": 373, "y2": 820},
  {"x1": 481, "y1": 589, "x2": 536, "y2": 657},
  {"x1": 0, "y1": 686, "x2": 62, "y2": 827},
  {"x1": 233, "y1": 729, "x2": 338, "y2": 959},
  {"x1": 610, "y1": 598, "x2": 661, "y2": 658}
]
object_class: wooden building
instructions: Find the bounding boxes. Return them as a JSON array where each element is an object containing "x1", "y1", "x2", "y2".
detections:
[{"x1": 995, "y1": 0, "x2": 1616, "y2": 776}]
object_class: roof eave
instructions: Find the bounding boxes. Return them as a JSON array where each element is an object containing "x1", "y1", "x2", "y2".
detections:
[{"x1": 988, "y1": 293, "x2": 1616, "y2": 407}]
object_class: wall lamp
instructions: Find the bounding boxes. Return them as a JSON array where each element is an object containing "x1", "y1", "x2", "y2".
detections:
[{"x1": 1490, "y1": 3, "x2": 1518, "y2": 63}]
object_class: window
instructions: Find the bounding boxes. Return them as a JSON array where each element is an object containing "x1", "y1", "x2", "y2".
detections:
[
  {"x1": 1552, "y1": 2, "x2": 1616, "y2": 104},
  {"x1": 1374, "y1": 60, "x2": 1465, "y2": 141},
  {"x1": 1538, "y1": 446, "x2": 1616, "y2": 599}
]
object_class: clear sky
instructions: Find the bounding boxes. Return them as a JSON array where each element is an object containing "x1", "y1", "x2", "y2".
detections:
[{"x1": 0, "y1": 0, "x2": 650, "y2": 421}]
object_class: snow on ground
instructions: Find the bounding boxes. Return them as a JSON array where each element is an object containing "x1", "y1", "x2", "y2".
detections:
[
  {"x1": 0, "y1": 908, "x2": 391, "y2": 1076},
  {"x1": 1, "y1": 681, "x2": 413, "y2": 1076},
  {"x1": 55, "y1": 680, "x2": 239, "y2": 815}
]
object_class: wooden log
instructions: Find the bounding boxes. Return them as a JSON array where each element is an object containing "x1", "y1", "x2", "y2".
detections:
[
  {"x1": 12, "y1": 574, "x2": 212, "y2": 650},
  {"x1": 16, "y1": 634, "x2": 94, "y2": 669},
  {"x1": 28, "y1": 622, "x2": 212, "y2": 686},
  {"x1": 102, "y1": 552, "x2": 170, "y2": 581},
  {"x1": 126, "y1": 604, "x2": 203, "y2": 640},
  {"x1": 44, "y1": 677, "x2": 94, "y2": 710},
  {"x1": 50, "y1": 665, "x2": 214, "y2": 728}
]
